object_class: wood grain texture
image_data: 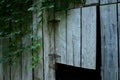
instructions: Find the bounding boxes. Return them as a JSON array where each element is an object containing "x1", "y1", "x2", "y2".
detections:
[
  {"x1": 22, "y1": 35, "x2": 32, "y2": 80},
  {"x1": 0, "y1": 38, "x2": 3, "y2": 80},
  {"x1": 11, "y1": 58, "x2": 22, "y2": 80},
  {"x1": 43, "y1": 9, "x2": 49, "y2": 80},
  {"x1": 100, "y1": 0, "x2": 117, "y2": 4},
  {"x1": 85, "y1": 0, "x2": 99, "y2": 5},
  {"x1": 34, "y1": 2, "x2": 43, "y2": 79},
  {"x1": 67, "y1": 8, "x2": 81, "y2": 66},
  {"x1": 72, "y1": 8, "x2": 81, "y2": 67},
  {"x1": 3, "y1": 64, "x2": 10, "y2": 80},
  {"x1": 3, "y1": 38, "x2": 10, "y2": 80},
  {"x1": 11, "y1": 27, "x2": 22, "y2": 80},
  {"x1": 118, "y1": 3, "x2": 120, "y2": 80},
  {"x1": 21, "y1": 13, "x2": 33, "y2": 80},
  {"x1": 43, "y1": 9, "x2": 55, "y2": 80},
  {"x1": 100, "y1": 4, "x2": 118, "y2": 80},
  {"x1": 55, "y1": 11, "x2": 67, "y2": 64},
  {"x1": 82, "y1": 6, "x2": 96, "y2": 69}
]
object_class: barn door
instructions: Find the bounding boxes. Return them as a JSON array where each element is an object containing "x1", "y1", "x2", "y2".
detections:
[
  {"x1": 43, "y1": 6, "x2": 97, "y2": 80},
  {"x1": 55, "y1": 6, "x2": 97, "y2": 69}
]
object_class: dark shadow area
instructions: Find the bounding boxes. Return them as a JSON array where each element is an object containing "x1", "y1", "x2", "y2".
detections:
[
  {"x1": 56, "y1": 6, "x2": 101, "y2": 80},
  {"x1": 55, "y1": 63, "x2": 101, "y2": 80},
  {"x1": 96, "y1": 6, "x2": 101, "y2": 80}
]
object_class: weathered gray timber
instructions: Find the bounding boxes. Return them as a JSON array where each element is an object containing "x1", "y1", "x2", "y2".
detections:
[
  {"x1": 43, "y1": 10, "x2": 49, "y2": 80},
  {"x1": 11, "y1": 27, "x2": 22, "y2": 80},
  {"x1": 82, "y1": 6, "x2": 96, "y2": 69},
  {"x1": 22, "y1": 35, "x2": 32, "y2": 80},
  {"x1": 72, "y1": 8, "x2": 81, "y2": 67},
  {"x1": 55, "y1": 11, "x2": 67, "y2": 64},
  {"x1": 33, "y1": 2, "x2": 43, "y2": 80},
  {"x1": 100, "y1": 0, "x2": 117, "y2": 4},
  {"x1": 3, "y1": 38, "x2": 10, "y2": 80},
  {"x1": 1, "y1": 1, "x2": 120, "y2": 80},
  {"x1": 118, "y1": 3, "x2": 120, "y2": 80},
  {"x1": 43, "y1": 8, "x2": 55, "y2": 80},
  {"x1": 100, "y1": 4, "x2": 118, "y2": 80},
  {"x1": 11, "y1": 57, "x2": 22, "y2": 80},
  {"x1": 67, "y1": 9, "x2": 73, "y2": 66},
  {"x1": 11, "y1": 52, "x2": 22, "y2": 80},
  {"x1": 67, "y1": 8, "x2": 81, "y2": 66},
  {"x1": 0, "y1": 38, "x2": 3, "y2": 80},
  {"x1": 85, "y1": 0, "x2": 99, "y2": 5}
]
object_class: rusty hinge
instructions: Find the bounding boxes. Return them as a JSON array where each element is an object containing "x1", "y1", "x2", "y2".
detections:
[
  {"x1": 48, "y1": 54, "x2": 60, "y2": 69},
  {"x1": 48, "y1": 54, "x2": 60, "y2": 60}
]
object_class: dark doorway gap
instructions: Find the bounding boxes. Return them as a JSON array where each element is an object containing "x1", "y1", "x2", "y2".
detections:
[
  {"x1": 96, "y1": 6, "x2": 101, "y2": 80},
  {"x1": 55, "y1": 6, "x2": 101, "y2": 80},
  {"x1": 55, "y1": 63, "x2": 101, "y2": 80}
]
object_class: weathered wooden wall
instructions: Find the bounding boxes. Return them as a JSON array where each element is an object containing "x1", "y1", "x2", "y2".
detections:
[
  {"x1": 100, "y1": 4, "x2": 118, "y2": 80},
  {"x1": 55, "y1": 6, "x2": 97, "y2": 69},
  {"x1": 0, "y1": 0, "x2": 120, "y2": 80}
]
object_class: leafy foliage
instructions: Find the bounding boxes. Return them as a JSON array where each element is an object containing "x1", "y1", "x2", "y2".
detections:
[
  {"x1": 0, "y1": 0, "x2": 85, "y2": 68},
  {"x1": 0, "y1": 0, "x2": 40, "y2": 67}
]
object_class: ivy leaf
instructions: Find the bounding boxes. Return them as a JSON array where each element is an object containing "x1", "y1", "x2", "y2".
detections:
[{"x1": 27, "y1": 6, "x2": 35, "y2": 11}]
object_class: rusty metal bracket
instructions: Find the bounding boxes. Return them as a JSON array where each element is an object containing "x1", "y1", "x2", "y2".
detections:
[
  {"x1": 48, "y1": 54, "x2": 60, "y2": 69},
  {"x1": 48, "y1": 54, "x2": 60, "y2": 60}
]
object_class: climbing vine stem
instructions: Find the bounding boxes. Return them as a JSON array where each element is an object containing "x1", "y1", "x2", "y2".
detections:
[{"x1": 0, "y1": 0, "x2": 85, "y2": 69}]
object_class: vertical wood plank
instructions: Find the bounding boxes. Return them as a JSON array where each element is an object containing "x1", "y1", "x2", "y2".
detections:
[
  {"x1": 11, "y1": 66, "x2": 21, "y2": 80},
  {"x1": 118, "y1": 3, "x2": 120, "y2": 80},
  {"x1": 55, "y1": 11, "x2": 67, "y2": 64},
  {"x1": 3, "y1": 38, "x2": 10, "y2": 80},
  {"x1": 82, "y1": 6, "x2": 96, "y2": 69},
  {"x1": 48, "y1": 8, "x2": 55, "y2": 80},
  {"x1": 100, "y1": 4, "x2": 118, "y2": 80},
  {"x1": 43, "y1": 9, "x2": 49, "y2": 80},
  {"x1": 67, "y1": 9, "x2": 74, "y2": 66},
  {"x1": 67, "y1": 8, "x2": 81, "y2": 66},
  {"x1": 22, "y1": 35, "x2": 32, "y2": 80},
  {"x1": 43, "y1": 8, "x2": 55, "y2": 80},
  {"x1": 11, "y1": 56, "x2": 22, "y2": 80},
  {"x1": 72, "y1": 8, "x2": 81, "y2": 67},
  {"x1": 100, "y1": 0, "x2": 117, "y2": 4},
  {"x1": 0, "y1": 38, "x2": 3, "y2": 80},
  {"x1": 11, "y1": 45, "x2": 22, "y2": 80},
  {"x1": 85, "y1": 0, "x2": 99, "y2": 5},
  {"x1": 11, "y1": 27, "x2": 22, "y2": 80},
  {"x1": 34, "y1": 1, "x2": 43, "y2": 80},
  {"x1": 22, "y1": 17, "x2": 32, "y2": 80}
]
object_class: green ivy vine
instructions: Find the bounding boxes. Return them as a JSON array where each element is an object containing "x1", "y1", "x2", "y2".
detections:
[{"x1": 0, "y1": 0, "x2": 85, "y2": 69}]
